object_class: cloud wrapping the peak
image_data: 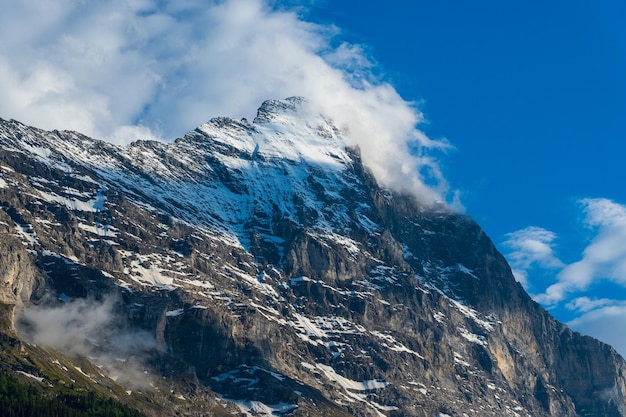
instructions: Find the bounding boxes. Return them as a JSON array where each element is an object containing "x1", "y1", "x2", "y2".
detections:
[{"x1": 0, "y1": 0, "x2": 453, "y2": 204}]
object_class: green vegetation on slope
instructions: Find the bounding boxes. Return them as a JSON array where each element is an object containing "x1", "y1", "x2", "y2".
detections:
[
  {"x1": 0, "y1": 302, "x2": 146, "y2": 417},
  {"x1": 0, "y1": 367, "x2": 145, "y2": 417}
]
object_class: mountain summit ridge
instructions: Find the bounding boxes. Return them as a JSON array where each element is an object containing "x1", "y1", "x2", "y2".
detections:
[{"x1": 0, "y1": 99, "x2": 625, "y2": 416}]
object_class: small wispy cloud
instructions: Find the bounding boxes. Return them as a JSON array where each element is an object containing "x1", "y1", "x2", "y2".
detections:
[
  {"x1": 502, "y1": 226, "x2": 564, "y2": 288},
  {"x1": 566, "y1": 301, "x2": 626, "y2": 358},
  {"x1": 0, "y1": 0, "x2": 454, "y2": 205},
  {"x1": 565, "y1": 296, "x2": 616, "y2": 313}
]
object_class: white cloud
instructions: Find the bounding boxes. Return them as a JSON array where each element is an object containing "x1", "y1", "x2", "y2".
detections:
[
  {"x1": 503, "y1": 199, "x2": 626, "y2": 305},
  {"x1": 536, "y1": 199, "x2": 626, "y2": 305},
  {"x1": 0, "y1": 0, "x2": 453, "y2": 204},
  {"x1": 503, "y1": 199, "x2": 626, "y2": 357},
  {"x1": 565, "y1": 296, "x2": 615, "y2": 313},
  {"x1": 566, "y1": 301, "x2": 626, "y2": 358},
  {"x1": 502, "y1": 226, "x2": 564, "y2": 288}
]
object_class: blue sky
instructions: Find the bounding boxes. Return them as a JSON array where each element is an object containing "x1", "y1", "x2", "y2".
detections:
[{"x1": 2, "y1": 0, "x2": 626, "y2": 356}]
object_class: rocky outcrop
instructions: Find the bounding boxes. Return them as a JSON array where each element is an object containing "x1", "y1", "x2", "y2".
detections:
[{"x1": 0, "y1": 206, "x2": 43, "y2": 308}]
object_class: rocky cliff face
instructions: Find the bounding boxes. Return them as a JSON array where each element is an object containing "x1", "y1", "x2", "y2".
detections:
[{"x1": 1, "y1": 97, "x2": 625, "y2": 416}]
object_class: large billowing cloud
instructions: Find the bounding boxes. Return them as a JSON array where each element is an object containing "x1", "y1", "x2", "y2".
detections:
[
  {"x1": 504, "y1": 198, "x2": 626, "y2": 357},
  {"x1": 0, "y1": 0, "x2": 453, "y2": 204}
]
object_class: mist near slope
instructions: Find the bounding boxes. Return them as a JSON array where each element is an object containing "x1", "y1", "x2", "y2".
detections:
[
  {"x1": 16, "y1": 296, "x2": 157, "y2": 389},
  {"x1": 0, "y1": 0, "x2": 456, "y2": 206}
]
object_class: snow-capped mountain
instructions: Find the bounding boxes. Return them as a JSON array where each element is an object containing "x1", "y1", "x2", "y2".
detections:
[{"x1": 1, "y1": 97, "x2": 625, "y2": 416}]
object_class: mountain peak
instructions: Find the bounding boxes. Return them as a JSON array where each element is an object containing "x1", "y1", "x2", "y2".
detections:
[
  {"x1": 2, "y1": 103, "x2": 626, "y2": 416},
  {"x1": 253, "y1": 96, "x2": 308, "y2": 124},
  {"x1": 194, "y1": 97, "x2": 349, "y2": 170}
]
